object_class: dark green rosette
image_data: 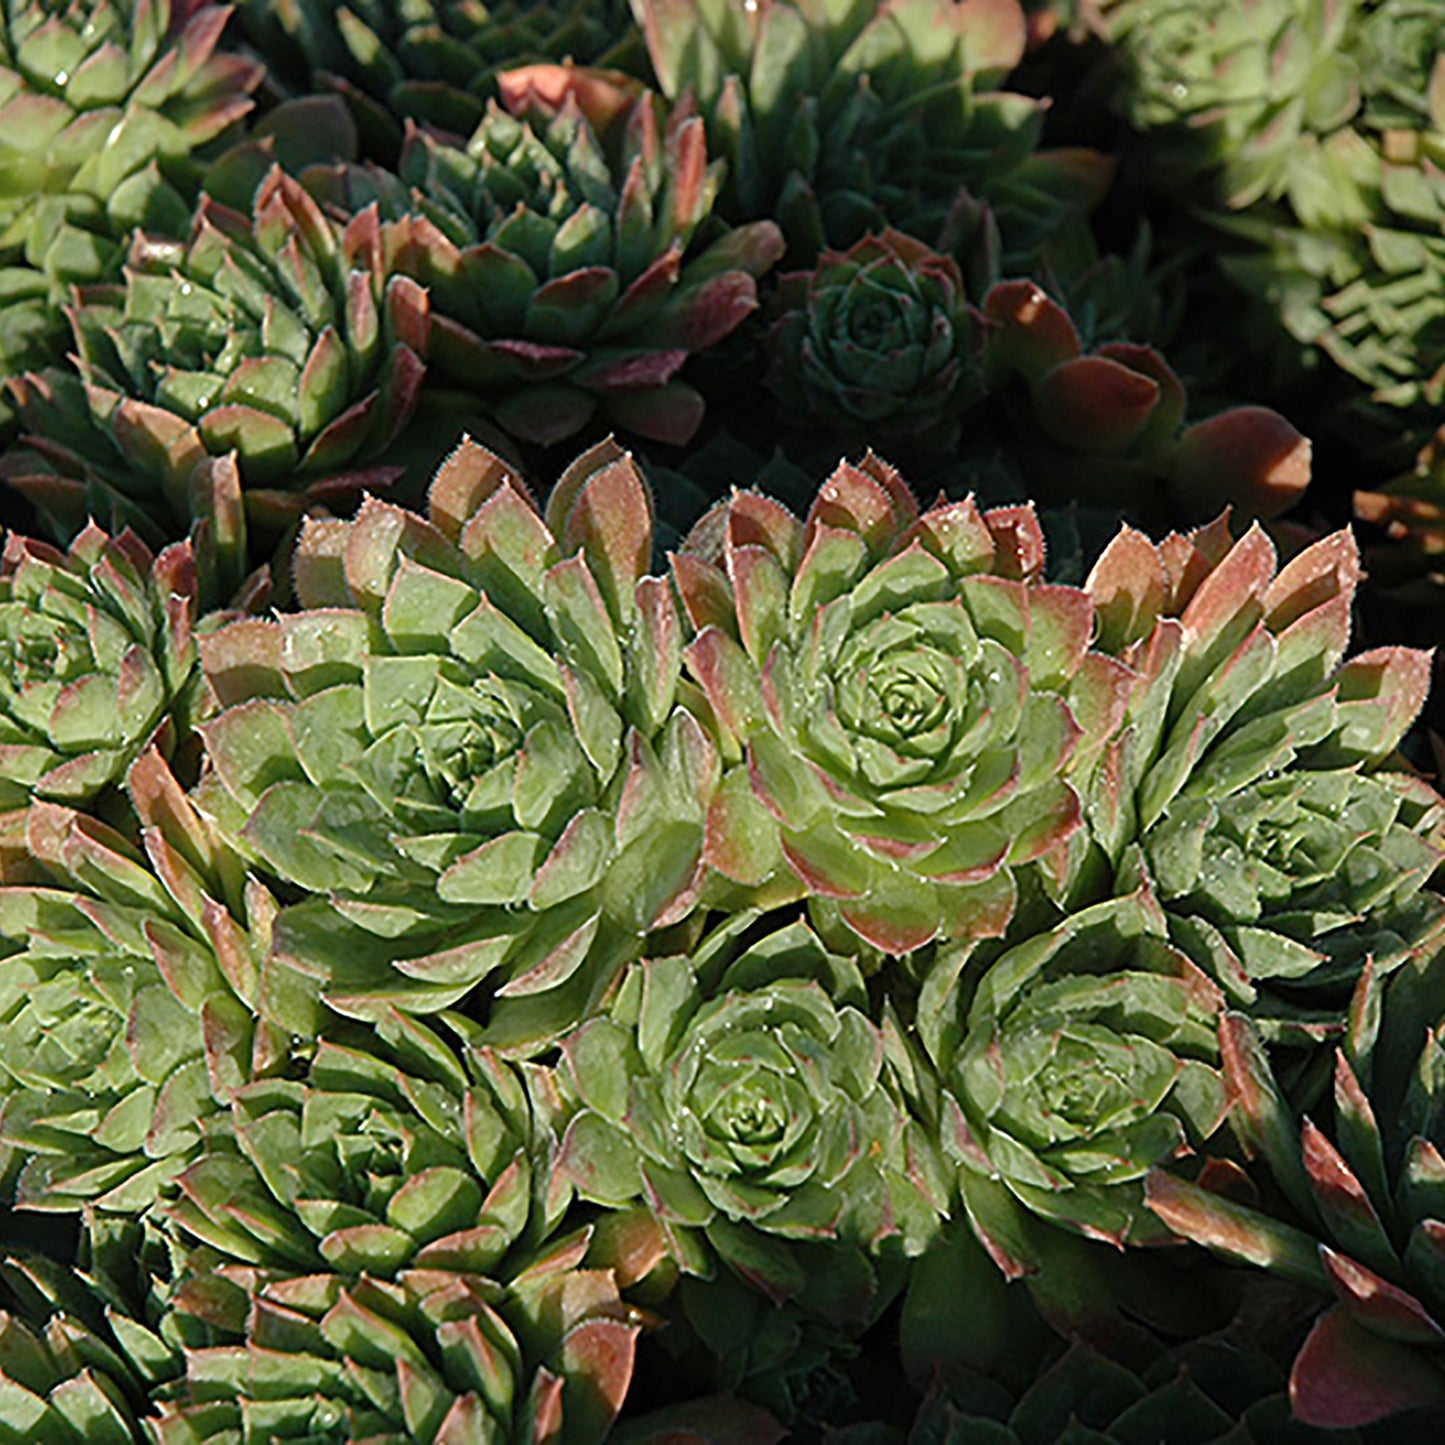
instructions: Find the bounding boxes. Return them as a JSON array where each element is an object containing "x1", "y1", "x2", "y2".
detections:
[{"x1": 766, "y1": 228, "x2": 985, "y2": 448}]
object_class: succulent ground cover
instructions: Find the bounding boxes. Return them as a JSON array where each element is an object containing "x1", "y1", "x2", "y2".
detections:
[{"x1": 1, "y1": 0, "x2": 1445, "y2": 1440}]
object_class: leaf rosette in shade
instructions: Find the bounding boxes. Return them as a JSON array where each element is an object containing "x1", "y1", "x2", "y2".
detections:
[
  {"x1": 0, "y1": 1214, "x2": 182, "y2": 1444},
  {"x1": 1083, "y1": 518, "x2": 1443, "y2": 1067},
  {"x1": 54, "y1": 165, "x2": 428, "y2": 548},
  {"x1": 630, "y1": 0, "x2": 1111, "y2": 266},
  {"x1": 0, "y1": 0, "x2": 263, "y2": 398},
  {"x1": 556, "y1": 914, "x2": 948, "y2": 1256},
  {"x1": 1102, "y1": 0, "x2": 1445, "y2": 415},
  {"x1": 0, "y1": 751, "x2": 300, "y2": 1213},
  {"x1": 312, "y1": 70, "x2": 783, "y2": 447},
  {"x1": 234, "y1": 0, "x2": 641, "y2": 163},
  {"x1": 1145, "y1": 948, "x2": 1445, "y2": 1431},
  {"x1": 765, "y1": 228, "x2": 986, "y2": 448},
  {"x1": 907, "y1": 1333, "x2": 1358, "y2": 1445},
  {"x1": 931, "y1": 890, "x2": 1228, "y2": 1261},
  {"x1": 0, "y1": 523, "x2": 199, "y2": 809},
  {"x1": 152, "y1": 1011, "x2": 638, "y2": 1443},
  {"x1": 195, "y1": 438, "x2": 716, "y2": 1050},
  {"x1": 678, "y1": 452, "x2": 1133, "y2": 953}
]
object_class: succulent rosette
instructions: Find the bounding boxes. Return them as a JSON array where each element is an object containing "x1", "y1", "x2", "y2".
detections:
[
  {"x1": 1099, "y1": 0, "x2": 1369, "y2": 209},
  {"x1": 195, "y1": 438, "x2": 714, "y2": 1050},
  {"x1": 1083, "y1": 518, "x2": 1444, "y2": 1059},
  {"x1": 909, "y1": 1333, "x2": 1358, "y2": 1444},
  {"x1": 983, "y1": 279, "x2": 1313, "y2": 521},
  {"x1": 678, "y1": 452, "x2": 1133, "y2": 953},
  {"x1": 0, "y1": 751, "x2": 298, "y2": 1213},
  {"x1": 151, "y1": 1011, "x2": 638, "y2": 1442},
  {"x1": 1145, "y1": 948, "x2": 1445, "y2": 1430},
  {"x1": 37, "y1": 166, "x2": 428, "y2": 565},
  {"x1": 312, "y1": 70, "x2": 783, "y2": 447},
  {"x1": 1141, "y1": 769, "x2": 1445, "y2": 1049},
  {"x1": 1102, "y1": 0, "x2": 1445, "y2": 415},
  {"x1": 929, "y1": 891, "x2": 1227, "y2": 1262},
  {"x1": 554, "y1": 912, "x2": 937, "y2": 1415},
  {"x1": 557, "y1": 913, "x2": 947, "y2": 1254},
  {"x1": 0, "y1": 0, "x2": 262, "y2": 392},
  {"x1": 234, "y1": 0, "x2": 641, "y2": 162},
  {"x1": 0, "y1": 524, "x2": 199, "y2": 809},
  {"x1": 631, "y1": 0, "x2": 1110, "y2": 265},
  {"x1": 766, "y1": 229, "x2": 985, "y2": 447},
  {"x1": 0, "y1": 1214, "x2": 182, "y2": 1442}
]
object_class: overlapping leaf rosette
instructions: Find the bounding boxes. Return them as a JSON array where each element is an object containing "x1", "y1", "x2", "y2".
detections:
[
  {"x1": 1100, "y1": 0, "x2": 1445, "y2": 417},
  {"x1": 234, "y1": 0, "x2": 641, "y2": 163},
  {"x1": 195, "y1": 437, "x2": 715, "y2": 1051},
  {"x1": 925, "y1": 890, "x2": 1227, "y2": 1270},
  {"x1": 309, "y1": 69, "x2": 783, "y2": 447},
  {"x1": 1145, "y1": 946, "x2": 1445, "y2": 1430},
  {"x1": 630, "y1": 0, "x2": 1110, "y2": 266},
  {"x1": 0, "y1": 1214, "x2": 183, "y2": 1443},
  {"x1": 678, "y1": 452, "x2": 1133, "y2": 954},
  {"x1": 907, "y1": 1333, "x2": 1362, "y2": 1444},
  {"x1": 765, "y1": 229, "x2": 987, "y2": 449},
  {"x1": 147, "y1": 1010, "x2": 639, "y2": 1443},
  {"x1": 0, "y1": 0, "x2": 263, "y2": 415},
  {"x1": 983, "y1": 279, "x2": 1314, "y2": 522},
  {"x1": 0, "y1": 524, "x2": 200, "y2": 809},
  {"x1": 554, "y1": 912, "x2": 943, "y2": 1406},
  {"x1": 1083, "y1": 517, "x2": 1445, "y2": 1073},
  {"x1": 4, "y1": 166, "x2": 427, "y2": 605},
  {"x1": 0, "y1": 750, "x2": 300, "y2": 1214}
]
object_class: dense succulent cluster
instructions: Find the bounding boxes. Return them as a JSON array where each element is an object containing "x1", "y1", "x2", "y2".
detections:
[
  {"x1": 0, "y1": 1, "x2": 1444, "y2": 1439},
  {"x1": 0, "y1": 0, "x2": 263, "y2": 416},
  {"x1": 1100, "y1": 0, "x2": 1445, "y2": 420},
  {"x1": 631, "y1": 0, "x2": 1110, "y2": 265},
  {"x1": 312, "y1": 69, "x2": 783, "y2": 447},
  {"x1": 234, "y1": 0, "x2": 641, "y2": 160},
  {"x1": 0, "y1": 418, "x2": 1432, "y2": 1435}
]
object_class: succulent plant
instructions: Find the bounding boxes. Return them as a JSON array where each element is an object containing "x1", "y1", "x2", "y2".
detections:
[
  {"x1": 982, "y1": 279, "x2": 1313, "y2": 521},
  {"x1": 928, "y1": 890, "x2": 1227, "y2": 1261},
  {"x1": 0, "y1": 750, "x2": 298, "y2": 1213},
  {"x1": 678, "y1": 451, "x2": 1133, "y2": 953},
  {"x1": 196, "y1": 437, "x2": 713, "y2": 1051},
  {"x1": 1101, "y1": 0, "x2": 1445, "y2": 414},
  {"x1": 1083, "y1": 517, "x2": 1443, "y2": 1070},
  {"x1": 0, "y1": 1214, "x2": 181, "y2": 1443},
  {"x1": 151, "y1": 1010, "x2": 639, "y2": 1443},
  {"x1": 630, "y1": 0, "x2": 1111, "y2": 266},
  {"x1": 1140, "y1": 769, "x2": 1445, "y2": 1051},
  {"x1": 311, "y1": 70, "x2": 783, "y2": 447},
  {"x1": 45, "y1": 166, "x2": 429, "y2": 550},
  {"x1": 0, "y1": 0, "x2": 263, "y2": 408},
  {"x1": 1144, "y1": 942, "x2": 1445, "y2": 1429},
  {"x1": 765, "y1": 228, "x2": 986, "y2": 448},
  {"x1": 557, "y1": 913, "x2": 947, "y2": 1256},
  {"x1": 911, "y1": 1333, "x2": 1367, "y2": 1444},
  {"x1": 234, "y1": 0, "x2": 642, "y2": 163},
  {"x1": 0, "y1": 524, "x2": 199, "y2": 809},
  {"x1": 1099, "y1": 0, "x2": 1369, "y2": 210}
]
